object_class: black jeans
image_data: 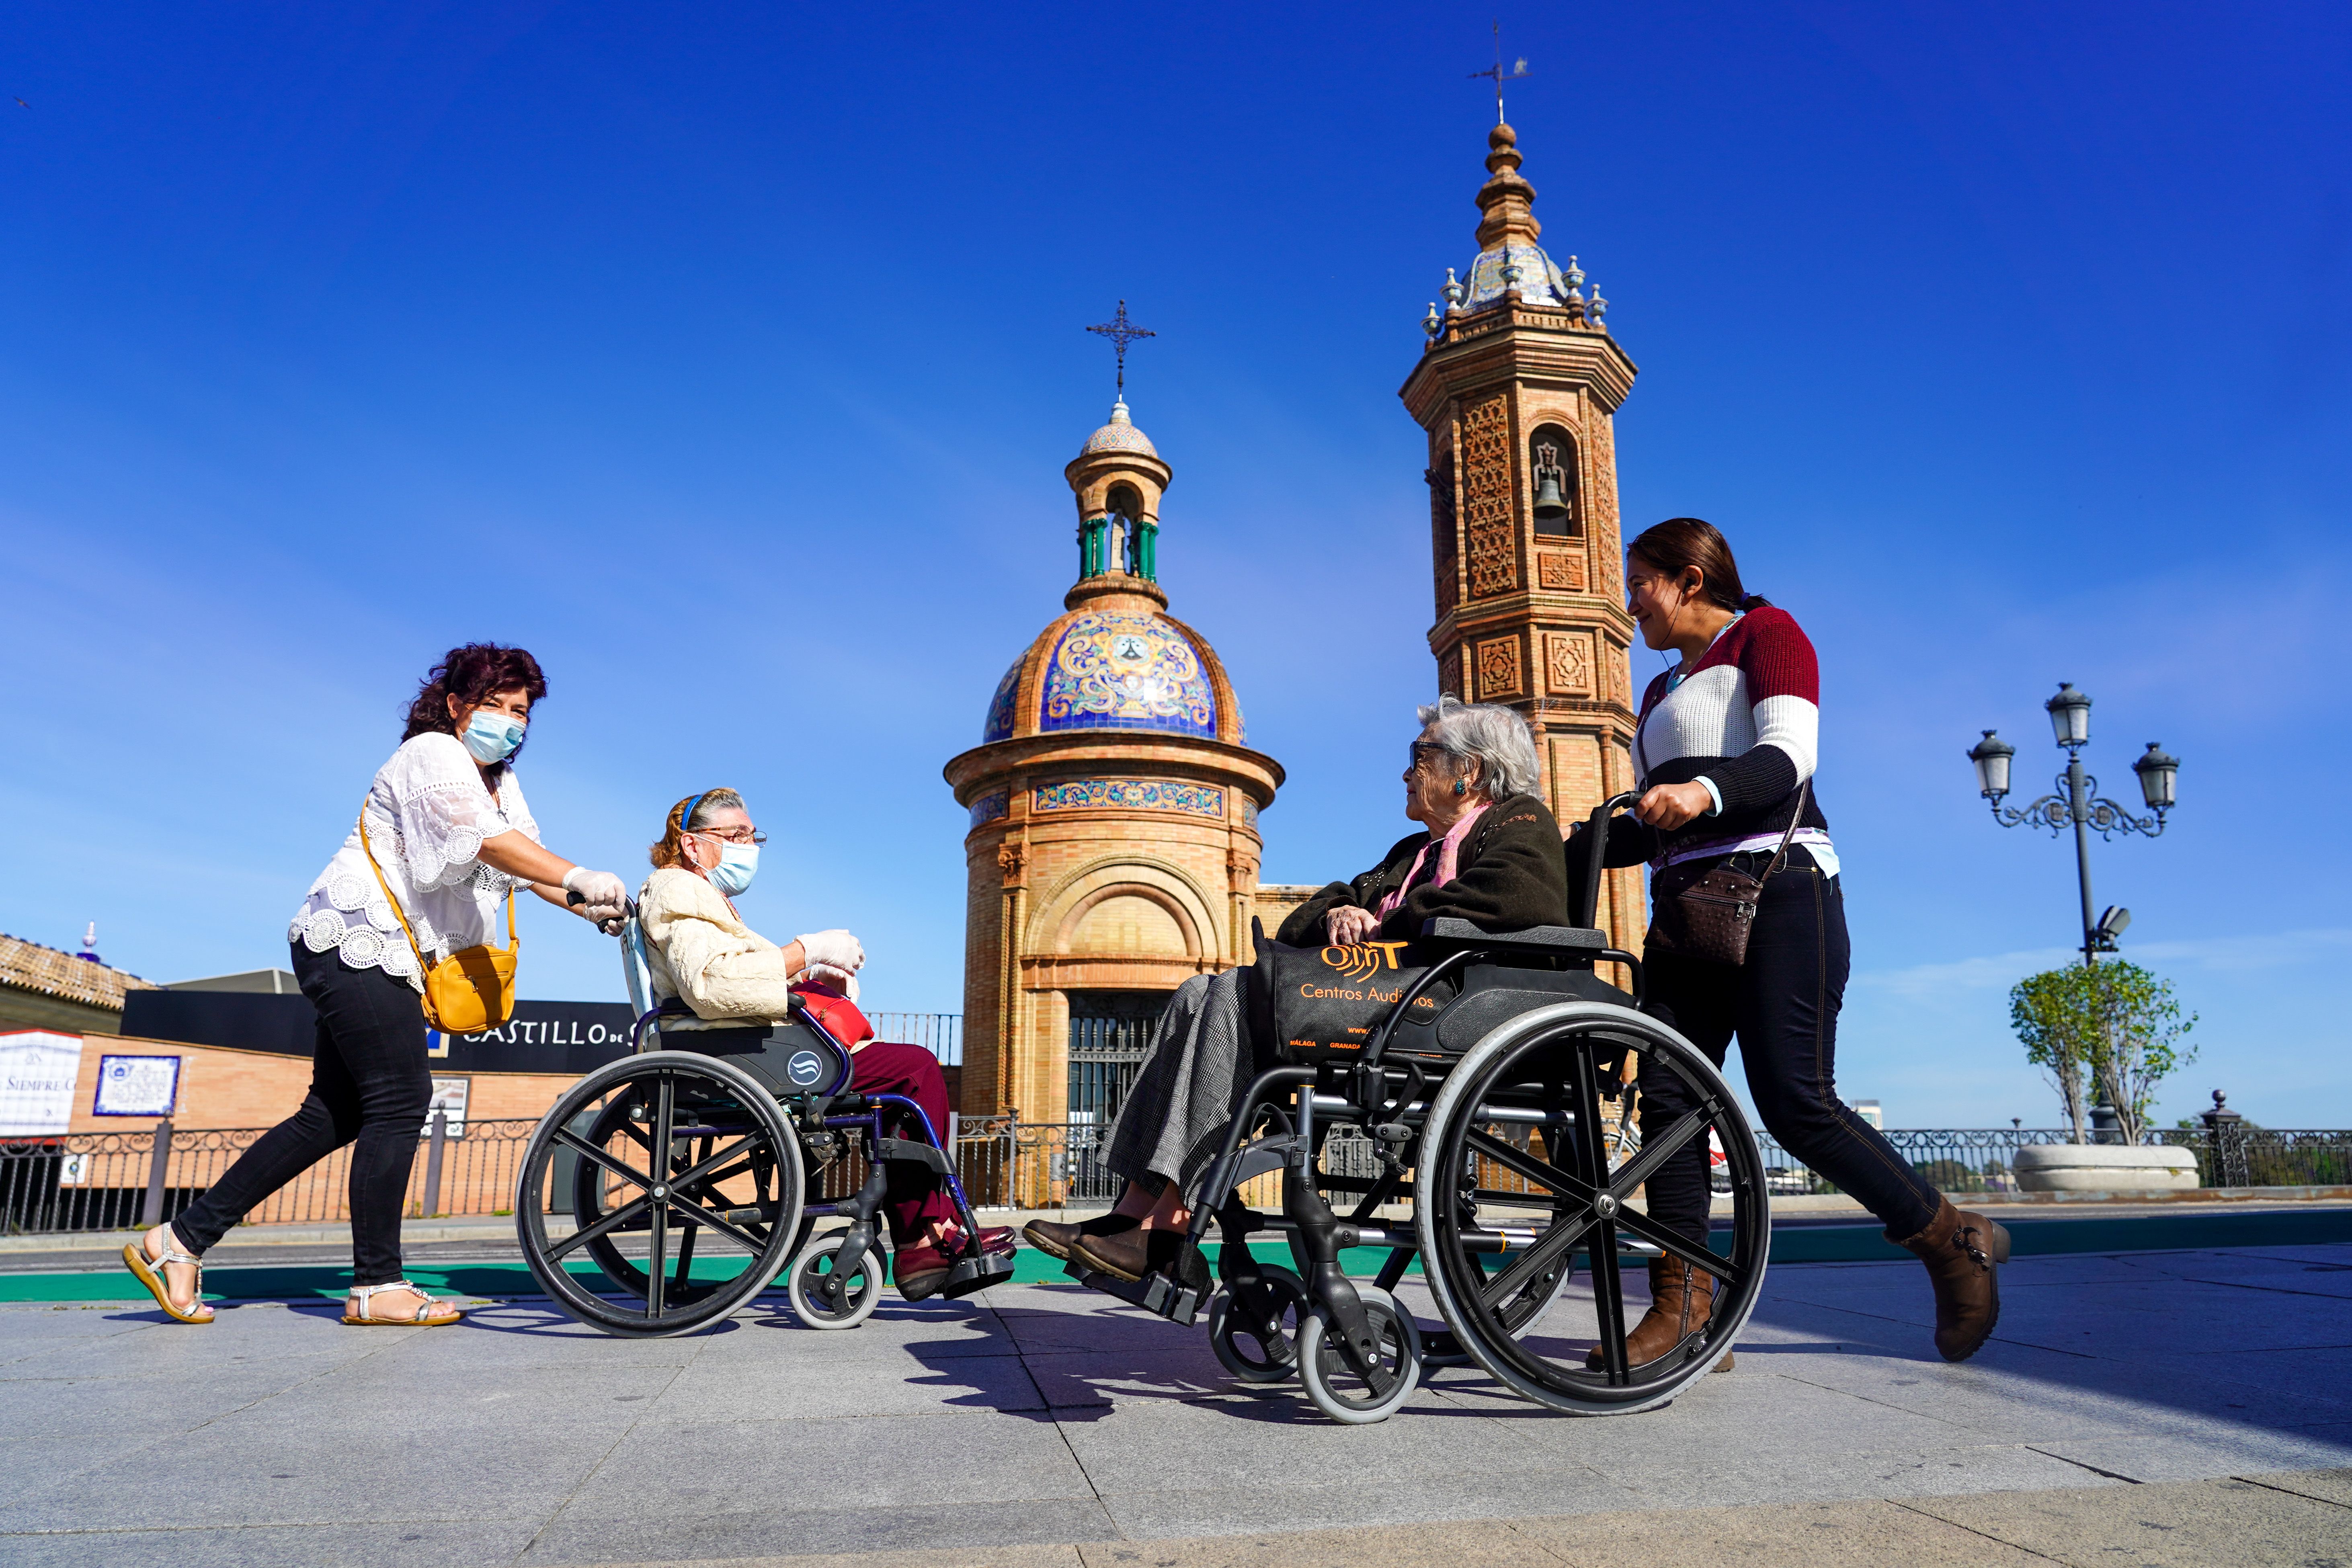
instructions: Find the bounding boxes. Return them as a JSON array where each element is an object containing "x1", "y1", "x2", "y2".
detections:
[
  {"x1": 1637, "y1": 848, "x2": 1940, "y2": 1249},
  {"x1": 168, "y1": 942, "x2": 433, "y2": 1285}
]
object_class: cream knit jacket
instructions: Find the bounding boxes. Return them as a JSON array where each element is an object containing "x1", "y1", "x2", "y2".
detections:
[{"x1": 636, "y1": 866, "x2": 799, "y2": 1030}]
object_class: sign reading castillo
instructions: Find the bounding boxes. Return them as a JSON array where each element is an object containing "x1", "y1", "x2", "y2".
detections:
[{"x1": 121, "y1": 992, "x2": 635, "y2": 1077}]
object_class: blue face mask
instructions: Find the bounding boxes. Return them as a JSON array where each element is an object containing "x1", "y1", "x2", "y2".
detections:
[
  {"x1": 707, "y1": 842, "x2": 759, "y2": 896},
  {"x1": 462, "y1": 709, "x2": 527, "y2": 764}
]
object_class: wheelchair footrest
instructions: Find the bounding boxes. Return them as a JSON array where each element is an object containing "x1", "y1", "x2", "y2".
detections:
[
  {"x1": 939, "y1": 1250, "x2": 1016, "y2": 1299},
  {"x1": 1062, "y1": 1258, "x2": 1206, "y2": 1326}
]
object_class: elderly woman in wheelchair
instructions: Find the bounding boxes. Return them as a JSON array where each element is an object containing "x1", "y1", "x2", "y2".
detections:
[
  {"x1": 1025, "y1": 697, "x2": 1567, "y2": 1283},
  {"x1": 513, "y1": 789, "x2": 1012, "y2": 1336},
  {"x1": 1027, "y1": 698, "x2": 1774, "y2": 1422}
]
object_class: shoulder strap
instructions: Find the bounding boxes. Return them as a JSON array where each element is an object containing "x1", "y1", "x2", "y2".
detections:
[
  {"x1": 356, "y1": 797, "x2": 433, "y2": 975},
  {"x1": 1760, "y1": 779, "x2": 1812, "y2": 881}
]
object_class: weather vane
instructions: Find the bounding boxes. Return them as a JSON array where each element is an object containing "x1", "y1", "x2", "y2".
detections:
[
  {"x1": 1469, "y1": 20, "x2": 1530, "y2": 125},
  {"x1": 1085, "y1": 299, "x2": 1155, "y2": 395}
]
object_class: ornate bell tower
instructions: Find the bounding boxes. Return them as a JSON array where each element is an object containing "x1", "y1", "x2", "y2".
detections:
[{"x1": 1399, "y1": 121, "x2": 1645, "y2": 951}]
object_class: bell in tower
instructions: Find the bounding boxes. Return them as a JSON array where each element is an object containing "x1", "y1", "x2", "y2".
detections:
[{"x1": 1398, "y1": 119, "x2": 1644, "y2": 953}]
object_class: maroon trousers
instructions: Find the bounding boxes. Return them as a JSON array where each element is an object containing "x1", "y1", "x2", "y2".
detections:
[{"x1": 850, "y1": 1041, "x2": 959, "y2": 1245}]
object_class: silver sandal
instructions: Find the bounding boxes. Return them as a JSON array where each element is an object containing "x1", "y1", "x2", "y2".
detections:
[
  {"x1": 342, "y1": 1279, "x2": 463, "y2": 1327},
  {"x1": 121, "y1": 1226, "x2": 214, "y2": 1324}
]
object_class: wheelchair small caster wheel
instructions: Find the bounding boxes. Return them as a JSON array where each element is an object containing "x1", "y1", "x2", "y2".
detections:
[
  {"x1": 1208, "y1": 1266, "x2": 1308, "y2": 1386},
  {"x1": 1296, "y1": 1285, "x2": 1421, "y2": 1424},
  {"x1": 787, "y1": 1233, "x2": 885, "y2": 1330}
]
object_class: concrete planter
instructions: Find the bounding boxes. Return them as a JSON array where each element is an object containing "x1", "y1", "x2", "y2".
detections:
[{"x1": 2013, "y1": 1144, "x2": 2200, "y2": 1192}]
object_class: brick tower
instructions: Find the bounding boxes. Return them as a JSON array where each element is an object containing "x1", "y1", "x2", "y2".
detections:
[
  {"x1": 1398, "y1": 120, "x2": 1645, "y2": 951},
  {"x1": 943, "y1": 398, "x2": 1285, "y2": 1131}
]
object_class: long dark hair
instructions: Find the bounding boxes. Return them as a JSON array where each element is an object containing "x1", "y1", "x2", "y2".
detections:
[
  {"x1": 1627, "y1": 518, "x2": 1770, "y2": 613},
  {"x1": 401, "y1": 643, "x2": 548, "y2": 789}
]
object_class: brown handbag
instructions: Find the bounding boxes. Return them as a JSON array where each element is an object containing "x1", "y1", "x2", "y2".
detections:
[{"x1": 1647, "y1": 781, "x2": 1809, "y2": 967}]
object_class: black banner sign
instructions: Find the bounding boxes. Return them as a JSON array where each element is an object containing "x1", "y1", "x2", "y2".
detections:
[{"x1": 122, "y1": 992, "x2": 636, "y2": 1076}]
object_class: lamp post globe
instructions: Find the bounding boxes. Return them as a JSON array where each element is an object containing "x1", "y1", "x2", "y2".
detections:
[
  {"x1": 2132, "y1": 742, "x2": 2179, "y2": 812},
  {"x1": 2045, "y1": 683, "x2": 2093, "y2": 748},
  {"x1": 1968, "y1": 730, "x2": 2016, "y2": 799}
]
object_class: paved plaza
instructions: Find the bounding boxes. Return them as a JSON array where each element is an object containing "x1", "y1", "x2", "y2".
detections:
[{"x1": 3, "y1": 1241, "x2": 2350, "y2": 1566}]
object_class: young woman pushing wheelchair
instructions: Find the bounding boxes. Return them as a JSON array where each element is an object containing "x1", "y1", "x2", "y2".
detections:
[{"x1": 1575, "y1": 517, "x2": 2008, "y2": 1365}]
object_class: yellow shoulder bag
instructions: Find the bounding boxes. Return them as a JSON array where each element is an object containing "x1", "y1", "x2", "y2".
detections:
[{"x1": 357, "y1": 801, "x2": 519, "y2": 1035}]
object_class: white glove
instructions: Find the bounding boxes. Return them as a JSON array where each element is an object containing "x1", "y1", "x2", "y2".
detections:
[
  {"x1": 802, "y1": 961, "x2": 860, "y2": 1000},
  {"x1": 562, "y1": 867, "x2": 629, "y2": 920},
  {"x1": 794, "y1": 929, "x2": 865, "y2": 974}
]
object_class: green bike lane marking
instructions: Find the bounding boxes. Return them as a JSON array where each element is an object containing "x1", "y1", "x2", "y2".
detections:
[{"x1": 8, "y1": 1209, "x2": 2346, "y2": 1304}]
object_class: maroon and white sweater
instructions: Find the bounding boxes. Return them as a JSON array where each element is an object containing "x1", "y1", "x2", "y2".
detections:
[{"x1": 1598, "y1": 606, "x2": 1837, "y2": 874}]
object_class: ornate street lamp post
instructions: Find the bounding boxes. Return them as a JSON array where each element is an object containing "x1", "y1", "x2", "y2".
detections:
[{"x1": 1968, "y1": 683, "x2": 2180, "y2": 968}]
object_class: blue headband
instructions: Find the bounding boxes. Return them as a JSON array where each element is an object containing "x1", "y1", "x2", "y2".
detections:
[{"x1": 679, "y1": 792, "x2": 709, "y2": 834}]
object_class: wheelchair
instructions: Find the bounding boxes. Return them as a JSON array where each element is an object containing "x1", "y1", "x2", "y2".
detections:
[
  {"x1": 1066, "y1": 793, "x2": 1770, "y2": 1422},
  {"x1": 513, "y1": 907, "x2": 1013, "y2": 1336}
]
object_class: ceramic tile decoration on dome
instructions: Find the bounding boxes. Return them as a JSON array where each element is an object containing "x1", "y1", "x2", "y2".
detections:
[
  {"x1": 1040, "y1": 611, "x2": 1219, "y2": 738},
  {"x1": 943, "y1": 371, "x2": 1312, "y2": 1152}
]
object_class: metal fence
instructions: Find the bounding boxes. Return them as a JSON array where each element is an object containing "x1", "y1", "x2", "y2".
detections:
[
  {"x1": 0, "y1": 1116, "x2": 545, "y2": 1237},
  {"x1": 1749, "y1": 1126, "x2": 2352, "y2": 1196},
  {"x1": 864, "y1": 1013, "x2": 961, "y2": 1067},
  {"x1": 12, "y1": 1119, "x2": 2349, "y2": 1237}
]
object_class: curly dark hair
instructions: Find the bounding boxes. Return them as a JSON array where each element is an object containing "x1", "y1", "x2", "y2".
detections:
[{"x1": 401, "y1": 644, "x2": 548, "y2": 789}]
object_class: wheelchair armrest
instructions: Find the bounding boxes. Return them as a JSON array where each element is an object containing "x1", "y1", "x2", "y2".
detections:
[{"x1": 1420, "y1": 916, "x2": 1610, "y2": 953}]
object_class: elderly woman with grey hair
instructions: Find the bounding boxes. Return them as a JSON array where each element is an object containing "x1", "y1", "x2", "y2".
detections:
[{"x1": 1028, "y1": 697, "x2": 1569, "y2": 1283}]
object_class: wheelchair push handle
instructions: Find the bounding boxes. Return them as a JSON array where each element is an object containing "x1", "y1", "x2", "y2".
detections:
[{"x1": 1573, "y1": 791, "x2": 1645, "y2": 931}]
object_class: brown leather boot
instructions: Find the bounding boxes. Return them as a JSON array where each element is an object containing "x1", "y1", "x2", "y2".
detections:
[
  {"x1": 1588, "y1": 1254, "x2": 1723, "y2": 1371},
  {"x1": 1890, "y1": 1197, "x2": 2012, "y2": 1362}
]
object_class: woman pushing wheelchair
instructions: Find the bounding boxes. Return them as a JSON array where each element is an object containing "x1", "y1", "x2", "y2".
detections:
[
  {"x1": 636, "y1": 789, "x2": 1014, "y2": 1300},
  {"x1": 1024, "y1": 696, "x2": 1567, "y2": 1282},
  {"x1": 1574, "y1": 517, "x2": 2009, "y2": 1367}
]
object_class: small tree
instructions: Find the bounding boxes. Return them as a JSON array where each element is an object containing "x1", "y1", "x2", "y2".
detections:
[
  {"x1": 2011, "y1": 968, "x2": 2094, "y2": 1142},
  {"x1": 2083, "y1": 961, "x2": 2198, "y2": 1144},
  {"x1": 2010, "y1": 961, "x2": 2198, "y2": 1144}
]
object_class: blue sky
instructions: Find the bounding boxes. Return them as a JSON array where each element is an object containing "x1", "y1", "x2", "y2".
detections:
[{"x1": 2, "y1": 2, "x2": 2346, "y2": 1129}]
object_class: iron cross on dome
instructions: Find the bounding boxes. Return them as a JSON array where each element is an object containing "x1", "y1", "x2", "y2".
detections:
[{"x1": 1085, "y1": 300, "x2": 1155, "y2": 394}]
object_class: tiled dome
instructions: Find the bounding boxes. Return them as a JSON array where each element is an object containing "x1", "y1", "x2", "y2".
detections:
[
  {"x1": 1079, "y1": 397, "x2": 1158, "y2": 459},
  {"x1": 980, "y1": 606, "x2": 1242, "y2": 745}
]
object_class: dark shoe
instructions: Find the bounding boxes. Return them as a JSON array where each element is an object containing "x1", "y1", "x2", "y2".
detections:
[
  {"x1": 1890, "y1": 1196, "x2": 2010, "y2": 1362},
  {"x1": 1023, "y1": 1213, "x2": 1138, "y2": 1261},
  {"x1": 1070, "y1": 1226, "x2": 1190, "y2": 1285},
  {"x1": 943, "y1": 1224, "x2": 1016, "y2": 1259},
  {"x1": 893, "y1": 1242, "x2": 953, "y2": 1302},
  {"x1": 1587, "y1": 1255, "x2": 1716, "y2": 1371}
]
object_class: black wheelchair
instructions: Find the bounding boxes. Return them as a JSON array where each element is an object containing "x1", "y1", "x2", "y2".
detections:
[
  {"x1": 1066, "y1": 794, "x2": 1770, "y2": 1422},
  {"x1": 512, "y1": 909, "x2": 1012, "y2": 1336}
]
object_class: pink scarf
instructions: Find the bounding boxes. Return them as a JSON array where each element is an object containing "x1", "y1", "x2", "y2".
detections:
[{"x1": 1376, "y1": 803, "x2": 1488, "y2": 919}]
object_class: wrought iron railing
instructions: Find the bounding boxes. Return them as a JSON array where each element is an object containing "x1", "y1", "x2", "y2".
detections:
[
  {"x1": 1746, "y1": 1127, "x2": 2352, "y2": 1196},
  {"x1": 864, "y1": 1013, "x2": 961, "y2": 1067}
]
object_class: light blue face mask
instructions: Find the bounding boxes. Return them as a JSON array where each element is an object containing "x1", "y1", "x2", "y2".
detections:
[
  {"x1": 462, "y1": 709, "x2": 527, "y2": 764},
  {"x1": 707, "y1": 842, "x2": 759, "y2": 896}
]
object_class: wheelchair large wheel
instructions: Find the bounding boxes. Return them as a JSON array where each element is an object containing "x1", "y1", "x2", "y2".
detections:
[
  {"x1": 1415, "y1": 1002, "x2": 1768, "y2": 1416},
  {"x1": 516, "y1": 1051, "x2": 804, "y2": 1337},
  {"x1": 1296, "y1": 1285, "x2": 1421, "y2": 1424}
]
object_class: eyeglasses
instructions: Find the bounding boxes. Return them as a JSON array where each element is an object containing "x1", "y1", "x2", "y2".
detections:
[{"x1": 689, "y1": 827, "x2": 767, "y2": 846}]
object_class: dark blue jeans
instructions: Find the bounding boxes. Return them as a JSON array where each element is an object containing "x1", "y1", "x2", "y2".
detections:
[
  {"x1": 1636, "y1": 848, "x2": 1941, "y2": 1248},
  {"x1": 168, "y1": 942, "x2": 432, "y2": 1285}
]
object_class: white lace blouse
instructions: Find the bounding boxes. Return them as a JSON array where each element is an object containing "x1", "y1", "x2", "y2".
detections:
[{"x1": 287, "y1": 732, "x2": 542, "y2": 990}]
